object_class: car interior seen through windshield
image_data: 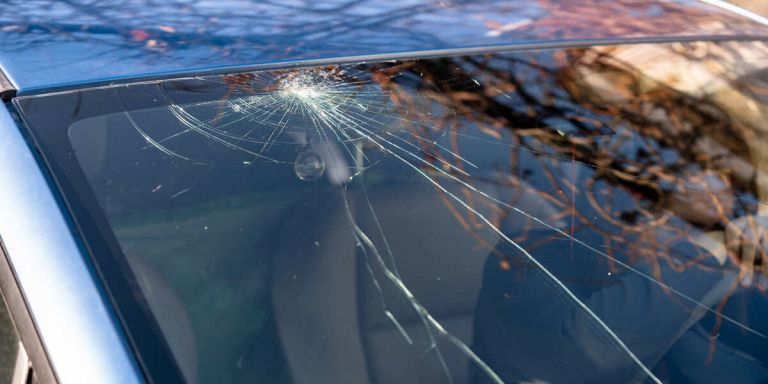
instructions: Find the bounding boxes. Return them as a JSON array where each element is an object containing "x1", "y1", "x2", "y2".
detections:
[{"x1": 13, "y1": 41, "x2": 768, "y2": 383}]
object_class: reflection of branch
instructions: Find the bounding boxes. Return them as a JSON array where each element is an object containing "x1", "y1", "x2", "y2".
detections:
[
  {"x1": 384, "y1": 43, "x2": 768, "y2": 308},
  {"x1": 0, "y1": 1, "x2": 443, "y2": 55},
  {"x1": 114, "y1": 40, "x2": 767, "y2": 372}
]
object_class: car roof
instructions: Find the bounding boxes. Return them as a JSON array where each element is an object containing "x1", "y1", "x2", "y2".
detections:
[{"x1": 1, "y1": 0, "x2": 767, "y2": 94}]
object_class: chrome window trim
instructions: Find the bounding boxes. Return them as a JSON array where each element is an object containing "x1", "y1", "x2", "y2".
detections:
[
  {"x1": 698, "y1": 0, "x2": 768, "y2": 26},
  {"x1": 0, "y1": 103, "x2": 143, "y2": 383}
]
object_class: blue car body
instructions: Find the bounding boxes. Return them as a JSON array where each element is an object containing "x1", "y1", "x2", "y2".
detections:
[{"x1": 0, "y1": 1, "x2": 766, "y2": 383}]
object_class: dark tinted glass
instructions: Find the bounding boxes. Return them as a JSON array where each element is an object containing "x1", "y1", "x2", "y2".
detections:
[{"x1": 14, "y1": 41, "x2": 768, "y2": 383}]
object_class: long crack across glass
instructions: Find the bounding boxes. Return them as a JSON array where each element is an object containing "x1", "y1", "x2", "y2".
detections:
[{"x1": 14, "y1": 41, "x2": 768, "y2": 383}]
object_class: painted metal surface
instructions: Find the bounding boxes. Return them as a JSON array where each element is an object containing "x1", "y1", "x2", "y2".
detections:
[
  {"x1": 0, "y1": 0, "x2": 766, "y2": 93},
  {"x1": 0, "y1": 1, "x2": 767, "y2": 383},
  {"x1": 0, "y1": 103, "x2": 143, "y2": 384}
]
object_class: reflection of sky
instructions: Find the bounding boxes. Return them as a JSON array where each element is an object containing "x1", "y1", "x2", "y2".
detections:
[{"x1": 0, "y1": 0, "x2": 765, "y2": 91}]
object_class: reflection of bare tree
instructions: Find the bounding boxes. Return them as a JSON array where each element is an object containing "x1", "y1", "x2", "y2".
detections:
[
  {"x1": 47, "y1": 36, "x2": 768, "y2": 380},
  {"x1": 11, "y1": 2, "x2": 768, "y2": 381},
  {"x1": 158, "y1": 40, "x2": 768, "y2": 345},
  {"x1": 1, "y1": 0, "x2": 766, "y2": 87},
  {"x1": 361, "y1": 42, "x2": 768, "y2": 358},
  {"x1": 161, "y1": 39, "x2": 768, "y2": 354},
  {"x1": 372, "y1": 41, "x2": 768, "y2": 280}
]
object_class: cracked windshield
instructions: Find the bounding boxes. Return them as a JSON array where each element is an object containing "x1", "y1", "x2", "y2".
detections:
[{"x1": 14, "y1": 41, "x2": 768, "y2": 383}]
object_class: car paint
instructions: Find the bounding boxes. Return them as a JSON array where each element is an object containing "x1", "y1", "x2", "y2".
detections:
[
  {"x1": 0, "y1": 0, "x2": 767, "y2": 93},
  {"x1": 0, "y1": 1, "x2": 767, "y2": 383},
  {"x1": 0, "y1": 103, "x2": 143, "y2": 383}
]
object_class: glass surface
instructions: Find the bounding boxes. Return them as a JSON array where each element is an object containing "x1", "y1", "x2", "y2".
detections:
[{"x1": 14, "y1": 41, "x2": 768, "y2": 383}]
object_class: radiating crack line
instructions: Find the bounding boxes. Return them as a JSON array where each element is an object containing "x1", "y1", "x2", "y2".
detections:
[
  {"x1": 134, "y1": 68, "x2": 768, "y2": 382},
  {"x1": 334, "y1": 102, "x2": 768, "y2": 340},
  {"x1": 317, "y1": 105, "x2": 662, "y2": 383},
  {"x1": 213, "y1": 68, "x2": 664, "y2": 380},
  {"x1": 342, "y1": 187, "x2": 498, "y2": 384},
  {"x1": 283, "y1": 77, "x2": 656, "y2": 381}
]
